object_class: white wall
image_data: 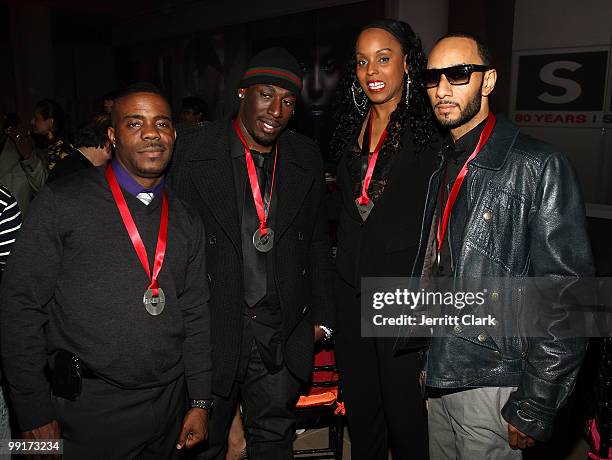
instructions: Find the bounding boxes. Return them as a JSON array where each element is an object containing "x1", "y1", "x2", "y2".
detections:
[
  {"x1": 511, "y1": 0, "x2": 612, "y2": 205},
  {"x1": 386, "y1": 0, "x2": 448, "y2": 53},
  {"x1": 513, "y1": 0, "x2": 612, "y2": 51}
]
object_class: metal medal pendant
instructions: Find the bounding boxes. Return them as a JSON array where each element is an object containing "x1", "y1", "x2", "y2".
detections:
[
  {"x1": 355, "y1": 198, "x2": 374, "y2": 221},
  {"x1": 253, "y1": 228, "x2": 274, "y2": 253},
  {"x1": 143, "y1": 287, "x2": 165, "y2": 316}
]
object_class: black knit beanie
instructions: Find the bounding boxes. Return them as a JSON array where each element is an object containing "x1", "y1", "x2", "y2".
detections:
[{"x1": 239, "y1": 47, "x2": 303, "y2": 95}]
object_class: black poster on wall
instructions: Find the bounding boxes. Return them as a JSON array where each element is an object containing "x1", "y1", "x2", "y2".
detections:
[{"x1": 515, "y1": 51, "x2": 608, "y2": 111}]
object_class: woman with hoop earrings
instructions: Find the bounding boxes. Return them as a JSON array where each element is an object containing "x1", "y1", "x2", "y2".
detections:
[{"x1": 329, "y1": 19, "x2": 440, "y2": 459}]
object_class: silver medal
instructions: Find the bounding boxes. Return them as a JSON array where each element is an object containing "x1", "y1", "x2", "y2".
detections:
[
  {"x1": 253, "y1": 228, "x2": 274, "y2": 253},
  {"x1": 355, "y1": 198, "x2": 374, "y2": 221},
  {"x1": 143, "y1": 287, "x2": 166, "y2": 316}
]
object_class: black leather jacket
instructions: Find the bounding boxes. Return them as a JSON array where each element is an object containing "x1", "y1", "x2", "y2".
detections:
[{"x1": 412, "y1": 116, "x2": 594, "y2": 441}]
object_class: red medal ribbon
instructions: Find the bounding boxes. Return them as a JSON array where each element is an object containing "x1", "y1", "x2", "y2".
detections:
[
  {"x1": 105, "y1": 164, "x2": 168, "y2": 297},
  {"x1": 232, "y1": 118, "x2": 278, "y2": 236},
  {"x1": 436, "y1": 113, "x2": 496, "y2": 252},
  {"x1": 358, "y1": 110, "x2": 388, "y2": 205}
]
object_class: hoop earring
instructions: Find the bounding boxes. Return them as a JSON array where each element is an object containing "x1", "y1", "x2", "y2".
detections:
[
  {"x1": 405, "y1": 75, "x2": 411, "y2": 109},
  {"x1": 351, "y1": 79, "x2": 368, "y2": 116}
]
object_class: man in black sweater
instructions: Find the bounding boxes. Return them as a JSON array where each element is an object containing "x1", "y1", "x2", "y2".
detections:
[
  {"x1": 169, "y1": 47, "x2": 335, "y2": 459},
  {"x1": 1, "y1": 83, "x2": 212, "y2": 459}
]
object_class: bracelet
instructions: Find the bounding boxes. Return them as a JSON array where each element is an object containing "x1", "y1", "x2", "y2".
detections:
[
  {"x1": 190, "y1": 399, "x2": 214, "y2": 411},
  {"x1": 319, "y1": 325, "x2": 334, "y2": 341}
]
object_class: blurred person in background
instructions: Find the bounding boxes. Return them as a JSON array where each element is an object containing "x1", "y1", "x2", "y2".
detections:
[
  {"x1": 103, "y1": 90, "x2": 118, "y2": 114},
  {"x1": 47, "y1": 112, "x2": 112, "y2": 183},
  {"x1": 29, "y1": 98, "x2": 71, "y2": 170},
  {"x1": 5, "y1": 98, "x2": 72, "y2": 192},
  {"x1": 1, "y1": 110, "x2": 47, "y2": 214},
  {"x1": 179, "y1": 96, "x2": 208, "y2": 126}
]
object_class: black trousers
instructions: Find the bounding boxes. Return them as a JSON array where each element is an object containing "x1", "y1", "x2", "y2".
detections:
[
  {"x1": 334, "y1": 276, "x2": 428, "y2": 460},
  {"x1": 194, "y1": 341, "x2": 301, "y2": 460},
  {"x1": 52, "y1": 376, "x2": 186, "y2": 460}
]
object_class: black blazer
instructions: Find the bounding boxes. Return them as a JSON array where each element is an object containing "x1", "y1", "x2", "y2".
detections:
[
  {"x1": 168, "y1": 119, "x2": 334, "y2": 397},
  {"x1": 335, "y1": 128, "x2": 440, "y2": 287}
]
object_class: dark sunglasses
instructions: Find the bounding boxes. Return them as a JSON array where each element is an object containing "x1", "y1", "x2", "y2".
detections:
[{"x1": 422, "y1": 64, "x2": 492, "y2": 89}]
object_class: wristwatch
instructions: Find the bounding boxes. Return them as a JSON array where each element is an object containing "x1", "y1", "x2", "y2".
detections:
[{"x1": 190, "y1": 399, "x2": 214, "y2": 411}]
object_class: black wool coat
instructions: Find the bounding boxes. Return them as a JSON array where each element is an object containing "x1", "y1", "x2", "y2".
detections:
[{"x1": 168, "y1": 119, "x2": 335, "y2": 397}]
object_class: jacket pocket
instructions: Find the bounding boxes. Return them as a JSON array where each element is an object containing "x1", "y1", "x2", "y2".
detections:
[{"x1": 466, "y1": 182, "x2": 530, "y2": 275}]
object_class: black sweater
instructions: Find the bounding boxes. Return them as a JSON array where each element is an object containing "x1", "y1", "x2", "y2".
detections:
[{"x1": 0, "y1": 167, "x2": 211, "y2": 431}]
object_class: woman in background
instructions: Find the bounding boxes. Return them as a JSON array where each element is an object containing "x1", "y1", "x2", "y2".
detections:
[
  {"x1": 29, "y1": 98, "x2": 71, "y2": 172},
  {"x1": 330, "y1": 19, "x2": 439, "y2": 459},
  {"x1": 6, "y1": 98, "x2": 71, "y2": 191}
]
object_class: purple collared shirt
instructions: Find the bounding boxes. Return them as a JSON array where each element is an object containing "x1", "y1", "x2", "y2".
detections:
[{"x1": 111, "y1": 158, "x2": 165, "y2": 198}]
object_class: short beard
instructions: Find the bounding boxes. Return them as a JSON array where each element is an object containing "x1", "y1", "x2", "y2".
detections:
[
  {"x1": 438, "y1": 87, "x2": 482, "y2": 130},
  {"x1": 114, "y1": 138, "x2": 167, "y2": 178},
  {"x1": 252, "y1": 132, "x2": 275, "y2": 147},
  {"x1": 245, "y1": 124, "x2": 277, "y2": 148}
]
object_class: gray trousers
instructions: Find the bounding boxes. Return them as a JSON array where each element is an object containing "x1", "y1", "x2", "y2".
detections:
[{"x1": 428, "y1": 387, "x2": 522, "y2": 460}]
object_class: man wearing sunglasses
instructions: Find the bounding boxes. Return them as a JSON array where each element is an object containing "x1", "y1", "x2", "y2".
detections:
[{"x1": 408, "y1": 33, "x2": 594, "y2": 459}]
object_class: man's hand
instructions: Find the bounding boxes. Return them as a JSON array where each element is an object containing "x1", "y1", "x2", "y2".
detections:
[
  {"x1": 5, "y1": 126, "x2": 34, "y2": 160},
  {"x1": 507, "y1": 423, "x2": 536, "y2": 449},
  {"x1": 22, "y1": 420, "x2": 61, "y2": 439},
  {"x1": 314, "y1": 325, "x2": 325, "y2": 342},
  {"x1": 22, "y1": 420, "x2": 61, "y2": 460},
  {"x1": 176, "y1": 408, "x2": 208, "y2": 450}
]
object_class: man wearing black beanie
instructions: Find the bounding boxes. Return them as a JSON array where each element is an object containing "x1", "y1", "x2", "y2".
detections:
[{"x1": 169, "y1": 47, "x2": 335, "y2": 459}]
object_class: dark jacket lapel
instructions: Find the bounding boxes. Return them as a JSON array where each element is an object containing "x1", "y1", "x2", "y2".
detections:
[
  {"x1": 274, "y1": 133, "x2": 314, "y2": 242},
  {"x1": 470, "y1": 116, "x2": 519, "y2": 171},
  {"x1": 188, "y1": 120, "x2": 241, "y2": 251}
]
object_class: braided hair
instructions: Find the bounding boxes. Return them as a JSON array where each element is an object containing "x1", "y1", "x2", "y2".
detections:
[{"x1": 330, "y1": 19, "x2": 435, "y2": 160}]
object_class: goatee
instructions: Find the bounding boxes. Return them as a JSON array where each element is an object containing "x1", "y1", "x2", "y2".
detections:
[{"x1": 438, "y1": 88, "x2": 482, "y2": 130}]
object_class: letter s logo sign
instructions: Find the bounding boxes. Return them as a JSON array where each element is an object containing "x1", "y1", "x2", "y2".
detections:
[{"x1": 537, "y1": 61, "x2": 582, "y2": 104}]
